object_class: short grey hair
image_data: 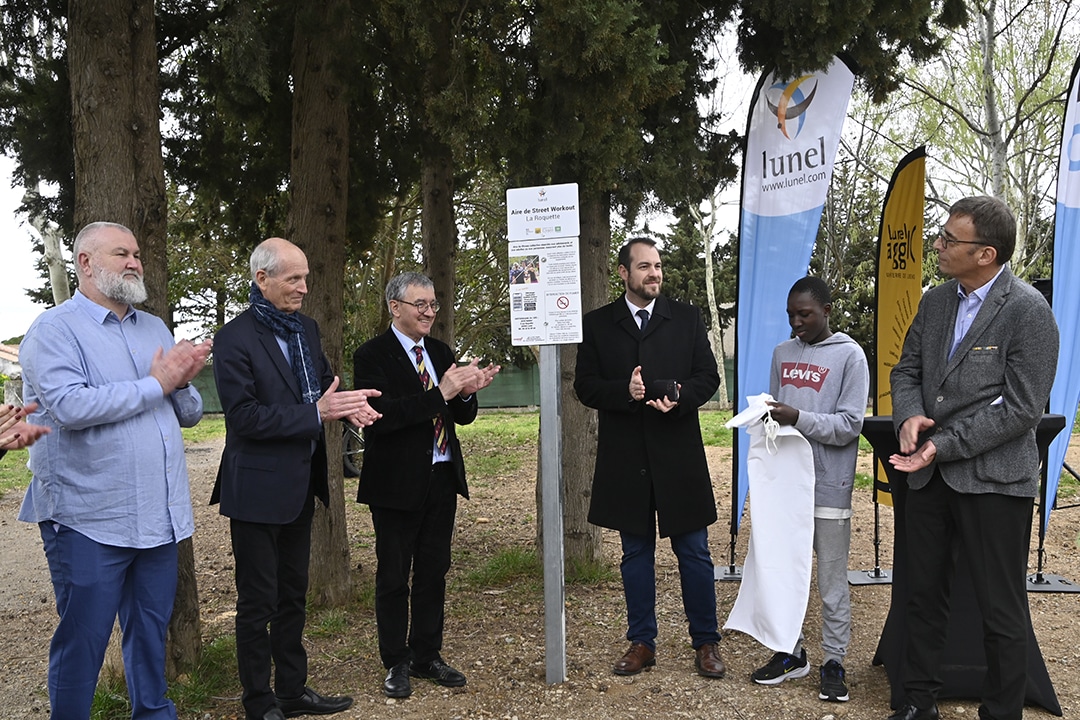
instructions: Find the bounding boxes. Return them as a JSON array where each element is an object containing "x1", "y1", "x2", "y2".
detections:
[
  {"x1": 249, "y1": 239, "x2": 285, "y2": 282},
  {"x1": 73, "y1": 222, "x2": 133, "y2": 259},
  {"x1": 73, "y1": 222, "x2": 135, "y2": 286},
  {"x1": 385, "y1": 272, "x2": 434, "y2": 310}
]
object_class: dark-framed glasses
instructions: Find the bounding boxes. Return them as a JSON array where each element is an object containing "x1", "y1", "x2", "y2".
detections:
[
  {"x1": 397, "y1": 299, "x2": 441, "y2": 313},
  {"x1": 937, "y1": 226, "x2": 988, "y2": 249}
]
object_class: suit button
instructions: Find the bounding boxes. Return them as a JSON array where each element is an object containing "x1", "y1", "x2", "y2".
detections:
[
  {"x1": 936, "y1": 395, "x2": 944, "y2": 403},
  {"x1": 640, "y1": 469, "x2": 647, "y2": 476}
]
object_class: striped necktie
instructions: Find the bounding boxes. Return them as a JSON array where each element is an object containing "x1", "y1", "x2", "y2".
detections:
[{"x1": 413, "y1": 345, "x2": 448, "y2": 453}]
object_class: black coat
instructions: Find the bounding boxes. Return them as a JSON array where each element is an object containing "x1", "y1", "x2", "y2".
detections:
[
  {"x1": 574, "y1": 294, "x2": 720, "y2": 537},
  {"x1": 353, "y1": 327, "x2": 477, "y2": 510},
  {"x1": 211, "y1": 308, "x2": 333, "y2": 523}
]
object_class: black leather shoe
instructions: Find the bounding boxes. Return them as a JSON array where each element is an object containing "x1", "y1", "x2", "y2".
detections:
[
  {"x1": 410, "y1": 657, "x2": 467, "y2": 687},
  {"x1": 383, "y1": 660, "x2": 412, "y2": 698},
  {"x1": 259, "y1": 709, "x2": 286, "y2": 720},
  {"x1": 276, "y1": 687, "x2": 353, "y2": 717},
  {"x1": 887, "y1": 703, "x2": 939, "y2": 720}
]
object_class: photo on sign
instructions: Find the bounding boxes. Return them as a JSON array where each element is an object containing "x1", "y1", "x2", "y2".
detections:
[{"x1": 509, "y1": 255, "x2": 541, "y2": 285}]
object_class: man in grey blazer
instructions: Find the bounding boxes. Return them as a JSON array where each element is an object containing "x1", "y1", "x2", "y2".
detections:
[{"x1": 888, "y1": 196, "x2": 1059, "y2": 720}]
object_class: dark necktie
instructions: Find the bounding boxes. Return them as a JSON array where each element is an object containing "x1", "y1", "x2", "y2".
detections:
[
  {"x1": 413, "y1": 345, "x2": 448, "y2": 453},
  {"x1": 637, "y1": 308, "x2": 650, "y2": 332}
]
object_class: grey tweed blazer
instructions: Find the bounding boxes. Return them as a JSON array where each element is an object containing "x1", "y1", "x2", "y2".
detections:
[{"x1": 890, "y1": 267, "x2": 1059, "y2": 497}]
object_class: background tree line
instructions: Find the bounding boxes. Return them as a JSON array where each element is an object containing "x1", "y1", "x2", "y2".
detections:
[{"x1": 3, "y1": 0, "x2": 1075, "y2": 675}]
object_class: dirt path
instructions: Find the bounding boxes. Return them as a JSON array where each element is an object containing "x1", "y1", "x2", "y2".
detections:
[{"x1": 1, "y1": 436, "x2": 1078, "y2": 719}]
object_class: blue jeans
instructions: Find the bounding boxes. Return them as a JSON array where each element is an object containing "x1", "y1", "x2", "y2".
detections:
[
  {"x1": 40, "y1": 523, "x2": 178, "y2": 720},
  {"x1": 620, "y1": 527, "x2": 720, "y2": 650}
]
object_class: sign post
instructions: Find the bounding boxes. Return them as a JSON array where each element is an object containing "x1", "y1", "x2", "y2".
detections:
[{"x1": 506, "y1": 183, "x2": 581, "y2": 683}]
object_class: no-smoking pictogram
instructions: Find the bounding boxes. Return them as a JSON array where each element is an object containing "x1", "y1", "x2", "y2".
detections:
[{"x1": 556, "y1": 296, "x2": 570, "y2": 309}]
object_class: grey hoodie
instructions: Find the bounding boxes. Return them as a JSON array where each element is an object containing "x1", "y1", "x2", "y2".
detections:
[{"x1": 769, "y1": 331, "x2": 870, "y2": 509}]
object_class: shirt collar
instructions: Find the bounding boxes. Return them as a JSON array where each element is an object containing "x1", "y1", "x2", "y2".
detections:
[
  {"x1": 624, "y1": 296, "x2": 656, "y2": 318},
  {"x1": 391, "y1": 323, "x2": 425, "y2": 354},
  {"x1": 957, "y1": 264, "x2": 1005, "y2": 302},
  {"x1": 73, "y1": 288, "x2": 137, "y2": 324}
]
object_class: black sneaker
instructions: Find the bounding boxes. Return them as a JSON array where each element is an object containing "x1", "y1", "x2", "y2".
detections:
[
  {"x1": 751, "y1": 649, "x2": 810, "y2": 685},
  {"x1": 819, "y1": 659, "x2": 849, "y2": 702}
]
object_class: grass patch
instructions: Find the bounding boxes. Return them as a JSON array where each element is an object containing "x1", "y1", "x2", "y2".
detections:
[
  {"x1": 168, "y1": 635, "x2": 238, "y2": 709},
  {"x1": 700, "y1": 410, "x2": 734, "y2": 447},
  {"x1": 457, "y1": 412, "x2": 538, "y2": 477},
  {"x1": 307, "y1": 607, "x2": 349, "y2": 638},
  {"x1": 1057, "y1": 469, "x2": 1079, "y2": 499},
  {"x1": 854, "y1": 471, "x2": 873, "y2": 490},
  {"x1": 91, "y1": 674, "x2": 131, "y2": 720},
  {"x1": 566, "y1": 556, "x2": 619, "y2": 586},
  {"x1": 182, "y1": 414, "x2": 226, "y2": 443},
  {"x1": 462, "y1": 546, "x2": 542, "y2": 588},
  {"x1": 0, "y1": 448, "x2": 31, "y2": 499}
]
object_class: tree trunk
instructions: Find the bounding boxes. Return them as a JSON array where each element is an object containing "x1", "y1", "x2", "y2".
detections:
[
  {"x1": 68, "y1": 0, "x2": 199, "y2": 677},
  {"x1": 420, "y1": 17, "x2": 457, "y2": 347},
  {"x1": 536, "y1": 189, "x2": 607, "y2": 567},
  {"x1": 287, "y1": 0, "x2": 352, "y2": 607}
]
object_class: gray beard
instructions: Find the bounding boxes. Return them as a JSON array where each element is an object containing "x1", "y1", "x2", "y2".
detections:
[{"x1": 94, "y1": 266, "x2": 148, "y2": 306}]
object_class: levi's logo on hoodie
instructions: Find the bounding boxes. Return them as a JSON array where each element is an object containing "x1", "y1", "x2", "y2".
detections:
[{"x1": 780, "y1": 362, "x2": 830, "y2": 392}]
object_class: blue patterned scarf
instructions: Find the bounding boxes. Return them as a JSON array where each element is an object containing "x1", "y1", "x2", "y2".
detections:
[{"x1": 249, "y1": 282, "x2": 322, "y2": 403}]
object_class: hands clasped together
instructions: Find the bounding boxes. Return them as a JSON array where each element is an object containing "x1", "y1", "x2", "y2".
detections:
[
  {"x1": 318, "y1": 377, "x2": 383, "y2": 427},
  {"x1": 439, "y1": 359, "x2": 501, "y2": 401},
  {"x1": 150, "y1": 338, "x2": 214, "y2": 394},
  {"x1": 888, "y1": 414, "x2": 937, "y2": 472},
  {"x1": 0, "y1": 402, "x2": 50, "y2": 451},
  {"x1": 628, "y1": 366, "x2": 679, "y2": 414}
]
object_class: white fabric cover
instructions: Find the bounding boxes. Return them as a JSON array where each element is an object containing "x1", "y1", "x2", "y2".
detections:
[{"x1": 723, "y1": 394, "x2": 816, "y2": 652}]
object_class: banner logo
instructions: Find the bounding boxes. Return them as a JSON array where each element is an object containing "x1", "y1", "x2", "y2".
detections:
[{"x1": 766, "y1": 75, "x2": 818, "y2": 139}]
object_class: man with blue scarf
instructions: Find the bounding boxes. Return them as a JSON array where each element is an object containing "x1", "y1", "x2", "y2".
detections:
[{"x1": 213, "y1": 237, "x2": 381, "y2": 720}]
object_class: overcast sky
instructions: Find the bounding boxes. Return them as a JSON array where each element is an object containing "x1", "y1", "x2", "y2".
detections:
[{"x1": 0, "y1": 156, "x2": 51, "y2": 342}]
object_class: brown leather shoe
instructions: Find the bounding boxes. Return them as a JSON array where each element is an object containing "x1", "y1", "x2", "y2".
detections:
[
  {"x1": 695, "y1": 642, "x2": 726, "y2": 678},
  {"x1": 613, "y1": 642, "x2": 656, "y2": 676}
]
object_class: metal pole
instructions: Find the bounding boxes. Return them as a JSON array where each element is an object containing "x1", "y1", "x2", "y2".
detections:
[{"x1": 539, "y1": 344, "x2": 566, "y2": 682}]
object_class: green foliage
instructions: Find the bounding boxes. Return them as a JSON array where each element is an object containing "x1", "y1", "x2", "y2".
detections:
[
  {"x1": 566, "y1": 555, "x2": 620, "y2": 585},
  {"x1": 90, "y1": 675, "x2": 130, "y2": 720},
  {"x1": 166, "y1": 635, "x2": 238, "y2": 710}
]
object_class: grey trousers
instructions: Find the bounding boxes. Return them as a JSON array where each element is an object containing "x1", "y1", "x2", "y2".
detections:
[{"x1": 794, "y1": 516, "x2": 852, "y2": 664}]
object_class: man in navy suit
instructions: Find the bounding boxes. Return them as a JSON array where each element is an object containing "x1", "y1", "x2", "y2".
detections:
[
  {"x1": 353, "y1": 272, "x2": 499, "y2": 698},
  {"x1": 889, "y1": 197, "x2": 1059, "y2": 720},
  {"x1": 213, "y1": 237, "x2": 381, "y2": 720}
]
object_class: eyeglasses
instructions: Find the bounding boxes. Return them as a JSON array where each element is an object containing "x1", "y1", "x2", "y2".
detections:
[
  {"x1": 936, "y1": 226, "x2": 989, "y2": 250},
  {"x1": 396, "y1": 299, "x2": 441, "y2": 313}
]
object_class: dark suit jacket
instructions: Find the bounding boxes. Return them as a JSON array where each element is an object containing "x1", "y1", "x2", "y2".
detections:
[
  {"x1": 353, "y1": 327, "x2": 477, "y2": 511},
  {"x1": 211, "y1": 308, "x2": 334, "y2": 523},
  {"x1": 574, "y1": 294, "x2": 720, "y2": 538},
  {"x1": 890, "y1": 267, "x2": 1059, "y2": 497}
]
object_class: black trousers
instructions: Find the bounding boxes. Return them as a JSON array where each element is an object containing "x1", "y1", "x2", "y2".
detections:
[
  {"x1": 903, "y1": 470, "x2": 1033, "y2": 720},
  {"x1": 231, "y1": 491, "x2": 315, "y2": 718},
  {"x1": 370, "y1": 462, "x2": 458, "y2": 669}
]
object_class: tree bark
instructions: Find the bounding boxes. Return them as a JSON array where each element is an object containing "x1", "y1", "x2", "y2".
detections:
[
  {"x1": 420, "y1": 16, "x2": 457, "y2": 346},
  {"x1": 287, "y1": 0, "x2": 353, "y2": 607},
  {"x1": 68, "y1": 0, "x2": 198, "y2": 676},
  {"x1": 536, "y1": 189, "x2": 607, "y2": 567}
]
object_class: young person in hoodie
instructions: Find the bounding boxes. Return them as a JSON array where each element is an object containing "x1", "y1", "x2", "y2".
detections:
[{"x1": 750, "y1": 276, "x2": 870, "y2": 703}]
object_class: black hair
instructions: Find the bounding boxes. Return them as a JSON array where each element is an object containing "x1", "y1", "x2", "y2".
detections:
[
  {"x1": 617, "y1": 237, "x2": 658, "y2": 270},
  {"x1": 948, "y1": 195, "x2": 1015, "y2": 264},
  {"x1": 788, "y1": 276, "x2": 832, "y2": 306}
]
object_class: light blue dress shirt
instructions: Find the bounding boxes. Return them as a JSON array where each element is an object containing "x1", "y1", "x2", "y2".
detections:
[
  {"x1": 949, "y1": 265, "x2": 1005, "y2": 360},
  {"x1": 18, "y1": 290, "x2": 203, "y2": 548}
]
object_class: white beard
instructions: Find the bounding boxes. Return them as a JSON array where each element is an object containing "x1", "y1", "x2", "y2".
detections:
[{"x1": 92, "y1": 264, "x2": 148, "y2": 306}]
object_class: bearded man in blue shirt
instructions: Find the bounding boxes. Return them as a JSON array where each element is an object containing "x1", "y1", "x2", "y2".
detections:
[{"x1": 19, "y1": 222, "x2": 212, "y2": 720}]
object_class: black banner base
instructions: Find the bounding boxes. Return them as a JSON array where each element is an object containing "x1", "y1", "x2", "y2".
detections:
[
  {"x1": 1027, "y1": 573, "x2": 1080, "y2": 593},
  {"x1": 848, "y1": 568, "x2": 892, "y2": 586}
]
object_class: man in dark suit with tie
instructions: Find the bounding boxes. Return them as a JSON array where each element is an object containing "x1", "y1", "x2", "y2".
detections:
[
  {"x1": 888, "y1": 196, "x2": 1059, "y2": 720},
  {"x1": 574, "y1": 237, "x2": 727, "y2": 680},
  {"x1": 213, "y1": 237, "x2": 381, "y2": 720},
  {"x1": 353, "y1": 271, "x2": 499, "y2": 698}
]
